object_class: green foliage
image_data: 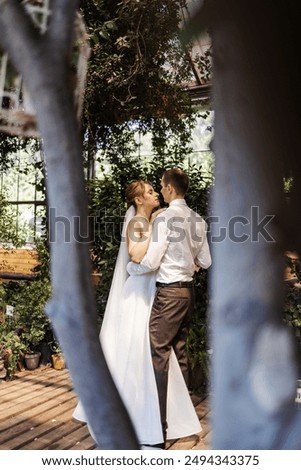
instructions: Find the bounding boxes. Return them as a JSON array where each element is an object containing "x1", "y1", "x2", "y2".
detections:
[
  {"x1": 0, "y1": 192, "x2": 27, "y2": 248},
  {"x1": 283, "y1": 176, "x2": 293, "y2": 194},
  {"x1": 33, "y1": 237, "x2": 50, "y2": 280},
  {"x1": 1, "y1": 279, "x2": 52, "y2": 353},
  {"x1": 80, "y1": 0, "x2": 192, "y2": 123},
  {"x1": 0, "y1": 134, "x2": 20, "y2": 171},
  {"x1": 88, "y1": 175, "x2": 125, "y2": 317},
  {"x1": 0, "y1": 281, "x2": 27, "y2": 375},
  {"x1": 186, "y1": 318, "x2": 209, "y2": 378},
  {"x1": 284, "y1": 287, "x2": 301, "y2": 336},
  {"x1": 0, "y1": 325, "x2": 26, "y2": 376},
  {"x1": 186, "y1": 265, "x2": 211, "y2": 392},
  {"x1": 79, "y1": 0, "x2": 198, "y2": 156},
  {"x1": 194, "y1": 47, "x2": 212, "y2": 84},
  {"x1": 283, "y1": 288, "x2": 301, "y2": 375},
  {"x1": 0, "y1": 135, "x2": 40, "y2": 173},
  {"x1": 283, "y1": 256, "x2": 301, "y2": 368}
]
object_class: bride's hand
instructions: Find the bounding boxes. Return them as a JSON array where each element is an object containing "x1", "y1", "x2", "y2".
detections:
[{"x1": 150, "y1": 208, "x2": 166, "y2": 224}]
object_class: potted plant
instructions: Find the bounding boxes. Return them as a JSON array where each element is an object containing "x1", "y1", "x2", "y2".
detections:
[
  {"x1": 0, "y1": 329, "x2": 26, "y2": 377},
  {"x1": 50, "y1": 338, "x2": 65, "y2": 370},
  {"x1": 17, "y1": 312, "x2": 50, "y2": 370},
  {"x1": 9, "y1": 280, "x2": 52, "y2": 370},
  {"x1": 51, "y1": 349, "x2": 65, "y2": 370},
  {"x1": 21, "y1": 330, "x2": 43, "y2": 370}
]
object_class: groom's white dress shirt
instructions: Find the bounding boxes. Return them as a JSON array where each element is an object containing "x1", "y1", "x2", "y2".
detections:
[{"x1": 127, "y1": 199, "x2": 211, "y2": 282}]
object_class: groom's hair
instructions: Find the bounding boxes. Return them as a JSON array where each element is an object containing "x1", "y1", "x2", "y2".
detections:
[{"x1": 163, "y1": 169, "x2": 189, "y2": 196}]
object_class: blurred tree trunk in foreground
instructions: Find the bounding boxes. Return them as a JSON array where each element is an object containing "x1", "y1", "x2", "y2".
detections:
[
  {"x1": 0, "y1": 0, "x2": 138, "y2": 449},
  {"x1": 199, "y1": 0, "x2": 301, "y2": 448}
]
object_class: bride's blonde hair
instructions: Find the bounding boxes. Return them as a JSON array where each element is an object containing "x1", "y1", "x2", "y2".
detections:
[{"x1": 125, "y1": 180, "x2": 150, "y2": 208}]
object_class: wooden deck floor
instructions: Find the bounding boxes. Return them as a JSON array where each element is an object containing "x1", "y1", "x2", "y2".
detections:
[{"x1": 0, "y1": 366, "x2": 211, "y2": 450}]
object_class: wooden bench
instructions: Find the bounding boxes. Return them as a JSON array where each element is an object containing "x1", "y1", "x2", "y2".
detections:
[
  {"x1": 0, "y1": 248, "x2": 100, "y2": 284},
  {"x1": 0, "y1": 248, "x2": 39, "y2": 281}
]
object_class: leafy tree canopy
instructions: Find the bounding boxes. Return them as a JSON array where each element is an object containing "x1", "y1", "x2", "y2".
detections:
[
  {"x1": 0, "y1": 133, "x2": 40, "y2": 173},
  {"x1": 80, "y1": 0, "x2": 197, "y2": 147}
]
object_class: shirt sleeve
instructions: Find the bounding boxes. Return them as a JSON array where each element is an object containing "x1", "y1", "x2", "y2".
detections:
[
  {"x1": 195, "y1": 221, "x2": 212, "y2": 269},
  {"x1": 127, "y1": 261, "x2": 152, "y2": 276}
]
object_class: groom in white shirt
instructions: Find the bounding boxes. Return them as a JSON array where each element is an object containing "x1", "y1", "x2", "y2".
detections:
[{"x1": 127, "y1": 168, "x2": 212, "y2": 447}]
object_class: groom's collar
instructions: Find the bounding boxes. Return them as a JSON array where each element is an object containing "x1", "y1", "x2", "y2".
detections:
[{"x1": 169, "y1": 198, "x2": 187, "y2": 207}]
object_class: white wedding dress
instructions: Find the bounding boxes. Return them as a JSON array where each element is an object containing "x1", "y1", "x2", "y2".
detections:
[{"x1": 73, "y1": 206, "x2": 201, "y2": 445}]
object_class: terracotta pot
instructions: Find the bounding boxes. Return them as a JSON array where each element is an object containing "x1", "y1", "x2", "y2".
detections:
[
  {"x1": 24, "y1": 351, "x2": 41, "y2": 370},
  {"x1": 51, "y1": 353, "x2": 65, "y2": 370}
]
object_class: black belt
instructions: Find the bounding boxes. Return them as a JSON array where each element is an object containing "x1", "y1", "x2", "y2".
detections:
[{"x1": 156, "y1": 281, "x2": 194, "y2": 288}]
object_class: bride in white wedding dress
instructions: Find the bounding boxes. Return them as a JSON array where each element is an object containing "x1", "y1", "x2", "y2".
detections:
[{"x1": 73, "y1": 181, "x2": 201, "y2": 447}]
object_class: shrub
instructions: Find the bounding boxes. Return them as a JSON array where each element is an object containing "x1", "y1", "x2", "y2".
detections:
[{"x1": 1, "y1": 279, "x2": 52, "y2": 356}]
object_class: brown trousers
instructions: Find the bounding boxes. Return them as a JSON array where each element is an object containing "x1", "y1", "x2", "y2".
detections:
[{"x1": 149, "y1": 285, "x2": 195, "y2": 441}]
